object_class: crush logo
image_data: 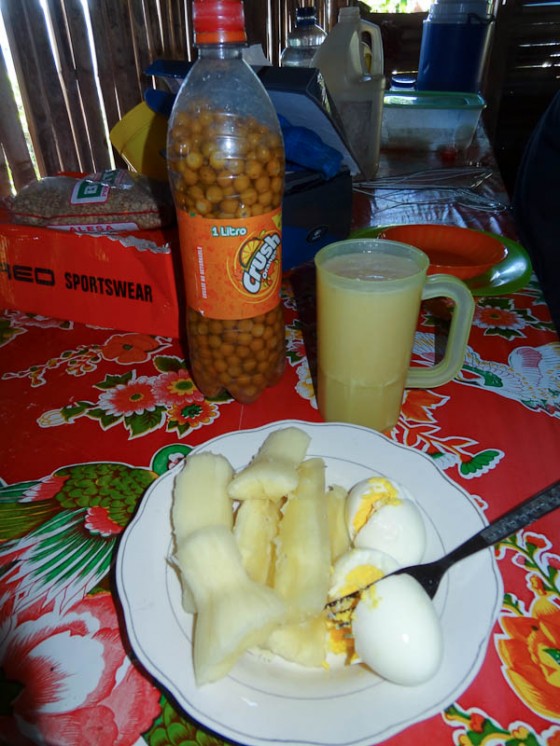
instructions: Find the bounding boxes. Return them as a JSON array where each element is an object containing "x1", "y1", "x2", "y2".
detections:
[{"x1": 240, "y1": 231, "x2": 281, "y2": 294}]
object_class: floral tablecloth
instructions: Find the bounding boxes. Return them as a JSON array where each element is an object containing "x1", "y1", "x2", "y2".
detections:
[{"x1": 1, "y1": 134, "x2": 560, "y2": 746}]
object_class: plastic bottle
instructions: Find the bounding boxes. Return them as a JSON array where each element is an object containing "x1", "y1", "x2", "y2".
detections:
[
  {"x1": 416, "y1": 0, "x2": 495, "y2": 93},
  {"x1": 167, "y1": 0, "x2": 286, "y2": 404},
  {"x1": 280, "y1": 5, "x2": 327, "y2": 68},
  {"x1": 312, "y1": 7, "x2": 385, "y2": 179}
]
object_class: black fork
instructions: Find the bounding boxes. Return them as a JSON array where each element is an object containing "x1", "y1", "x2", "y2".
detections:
[{"x1": 328, "y1": 478, "x2": 560, "y2": 608}]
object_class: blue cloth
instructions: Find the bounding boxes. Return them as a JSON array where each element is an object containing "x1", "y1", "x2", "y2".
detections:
[
  {"x1": 144, "y1": 91, "x2": 343, "y2": 180},
  {"x1": 278, "y1": 115, "x2": 343, "y2": 180},
  {"x1": 513, "y1": 91, "x2": 560, "y2": 335}
]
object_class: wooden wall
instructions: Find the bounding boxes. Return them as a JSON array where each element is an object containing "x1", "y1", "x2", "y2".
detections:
[
  {"x1": 0, "y1": 0, "x2": 351, "y2": 196},
  {"x1": 0, "y1": 0, "x2": 192, "y2": 194},
  {"x1": 1, "y1": 0, "x2": 558, "y2": 198}
]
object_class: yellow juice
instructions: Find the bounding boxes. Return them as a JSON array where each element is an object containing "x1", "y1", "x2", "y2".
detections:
[{"x1": 316, "y1": 250, "x2": 424, "y2": 432}]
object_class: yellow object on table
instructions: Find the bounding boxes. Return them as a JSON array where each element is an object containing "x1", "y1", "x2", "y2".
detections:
[{"x1": 110, "y1": 101, "x2": 168, "y2": 181}]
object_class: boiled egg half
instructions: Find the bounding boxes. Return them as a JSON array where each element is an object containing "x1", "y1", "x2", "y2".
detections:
[
  {"x1": 346, "y1": 477, "x2": 426, "y2": 566},
  {"x1": 328, "y1": 548, "x2": 399, "y2": 662},
  {"x1": 353, "y1": 573, "x2": 443, "y2": 686}
]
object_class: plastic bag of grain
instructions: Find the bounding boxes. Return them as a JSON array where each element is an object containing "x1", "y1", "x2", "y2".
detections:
[{"x1": 10, "y1": 169, "x2": 175, "y2": 232}]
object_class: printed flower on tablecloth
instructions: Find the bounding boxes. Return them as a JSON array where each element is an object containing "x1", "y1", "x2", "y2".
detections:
[
  {"x1": 472, "y1": 297, "x2": 554, "y2": 339},
  {"x1": 0, "y1": 462, "x2": 156, "y2": 611},
  {"x1": 0, "y1": 592, "x2": 161, "y2": 746},
  {"x1": 167, "y1": 398, "x2": 220, "y2": 436},
  {"x1": 498, "y1": 596, "x2": 560, "y2": 720},
  {"x1": 100, "y1": 332, "x2": 163, "y2": 364},
  {"x1": 152, "y1": 368, "x2": 205, "y2": 406},
  {"x1": 97, "y1": 375, "x2": 161, "y2": 418},
  {"x1": 458, "y1": 342, "x2": 560, "y2": 418},
  {"x1": 0, "y1": 445, "x2": 191, "y2": 615},
  {"x1": 1, "y1": 327, "x2": 172, "y2": 386},
  {"x1": 422, "y1": 295, "x2": 554, "y2": 340},
  {"x1": 400, "y1": 387, "x2": 448, "y2": 424},
  {"x1": 2, "y1": 344, "x2": 104, "y2": 386},
  {"x1": 412, "y1": 328, "x2": 560, "y2": 418},
  {"x1": 37, "y1": 356, "x2": 225, "y2": 438},
  {"x1": 474, "y1": 304, "x2": 528, "y2": 334},
  {"x1": 494, "y1": 530, "x2": 560, "y2": 722}
]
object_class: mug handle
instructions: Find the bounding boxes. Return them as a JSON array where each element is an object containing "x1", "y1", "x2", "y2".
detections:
[{"x1": 405, "y1": 274, "x2": 475, "y2": 389}]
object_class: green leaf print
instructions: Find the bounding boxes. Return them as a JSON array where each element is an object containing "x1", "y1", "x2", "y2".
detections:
[
  {"x1": 460, "y1": 449, "x2": 501, "y2": 476},
  {"x1": 153, "y1": 355, "x2": 186, "y2": 372},
  {"x1": 87, "y1": 407, "x2": 121, "y2": 428},
  {"x1": 95, "y1": 371, "x2": 134, "y2": 390},
  {"x1": 124, "y1": 407, "x2": 166, "y2": 437},
  {"x1": 544, "y1": 647, "x2": 560, "y2": 665},
  {"x1": 58, "y1": 401, "x2": 91, "y2": 422}
]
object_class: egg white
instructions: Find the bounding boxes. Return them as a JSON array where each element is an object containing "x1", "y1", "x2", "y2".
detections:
[
  {"x1": 346, "y1": 477, "x2": 426, "y2": 566},
  {"x1": 353, "y1": 574, "x2": 443, "y2": 686},
  {"x1": 329, "y1": 547, "x2": 399, "y2": 600}
]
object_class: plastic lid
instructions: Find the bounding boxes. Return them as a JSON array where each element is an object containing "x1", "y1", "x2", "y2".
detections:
[
  {"x1": 193, "y1": 0, "x2": 247, "y2": 45},
  {"x1": 432, "y1": 0, "x2": 490, "y2": 7},
  {"x1": 384, "y1": 90, "x2": 486, "y2": 109},
  {"x1": 428, "y1": 0, "x2": 492, "y2": 20}
]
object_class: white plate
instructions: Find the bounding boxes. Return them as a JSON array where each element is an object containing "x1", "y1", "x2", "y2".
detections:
[{"x1": 116, "y1": 420, "x2": 502, "y2": 746}]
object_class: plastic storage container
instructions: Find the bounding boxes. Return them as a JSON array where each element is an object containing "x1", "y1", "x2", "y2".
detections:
[
  {"x1": 381, "y1": 90, "x2": 486, "y2": 152},
  {"x1": 166, "y1": 0, "x2": 286, "y2": 404},
  {"x1": 280, "y1": 5, "x2": 327, "y2": 68},
  {"x1": 312, "y1": 6, "x2": 385, "y2": 178},
  {"x1": 416, "y1": 0, "x2": 495, "y2": 93}
]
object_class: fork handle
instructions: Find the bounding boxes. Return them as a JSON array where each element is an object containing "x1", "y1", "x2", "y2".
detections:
[{"x1": 444, "y1": 478, "x2": 560, "y2": 565}]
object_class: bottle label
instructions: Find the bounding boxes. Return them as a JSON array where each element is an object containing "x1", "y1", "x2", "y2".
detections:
[{"x1": 177, "y1": 208, "x2": 283, "y2": 319}]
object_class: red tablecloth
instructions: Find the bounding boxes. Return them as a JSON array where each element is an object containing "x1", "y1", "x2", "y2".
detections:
[{"x1": 1, "y1": 133, "x2": 560, "y2": 746}]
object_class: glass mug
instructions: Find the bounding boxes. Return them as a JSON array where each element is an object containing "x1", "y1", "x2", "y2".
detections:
[{"x1": 314, "y1": 238, "x2": 475, "y2": 432}]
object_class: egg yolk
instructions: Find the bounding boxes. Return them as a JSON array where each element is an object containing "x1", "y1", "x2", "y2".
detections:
[
  {"x1": 352, "y1": 478, "x2": 401, "y2": 534},
  {"x1": 327, "y1": 624, "x2": 356, "y2": 663},
  {"x1": 340, "y1": 563, "x2": 385, "y2": 597},
  {"x1": 327, "y1": 563, "x2": 384, "y2": 664}
]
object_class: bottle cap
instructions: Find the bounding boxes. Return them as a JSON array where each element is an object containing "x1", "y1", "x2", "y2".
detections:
[
  {"x1": 296, "y1": 6, "x2": 317, "y2": 21},
  {"x1": 193, "y1": 0, "x2": 247, "y2": 45}
]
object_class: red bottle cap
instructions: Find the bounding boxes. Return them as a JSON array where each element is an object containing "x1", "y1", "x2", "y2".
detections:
[{"x1": 193, "y1": 0, "x2": 247, "y2": 45}]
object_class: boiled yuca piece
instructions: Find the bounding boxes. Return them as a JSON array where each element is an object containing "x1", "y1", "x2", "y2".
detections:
[
  {"x1": 171, "y1": 452, "x2": 234, "y2": 614},
  {"x1": 234, "y1": 498, "x2": 281, "y2": 585},
  {"x1": 273, "y1": 457, "x2": 331, "y2": 622},
  {"x1": 227, "y1": 426, "x2": 311, "y2": 501},
  {"x1": 172, "y1": 452, "x2": 234, "y2": 544},
  {"x1": 264, "y1": 614, "x2": 327, "y2": 667},
  {"x1": 175, "y1": 525, "x2": 286, "y2": 686},
  {"x1": 326, "y1": 484, "x2": 351, "y2": 562}
]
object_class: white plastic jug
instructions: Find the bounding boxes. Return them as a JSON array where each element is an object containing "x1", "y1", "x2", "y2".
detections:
[{"x1": 312, "y1": 6, "x2": 385, "y2": 178}]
